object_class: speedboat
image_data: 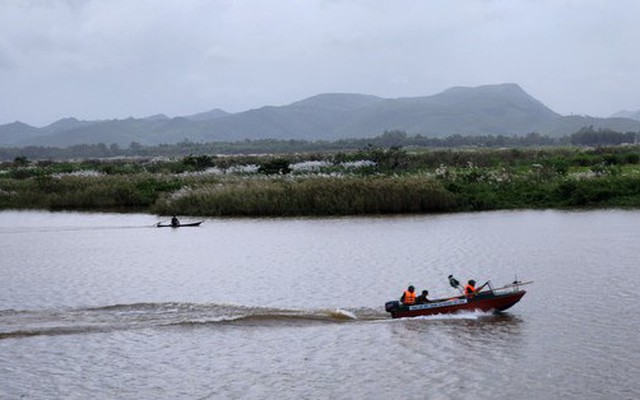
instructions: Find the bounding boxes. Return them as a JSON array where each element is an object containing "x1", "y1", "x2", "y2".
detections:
[{"x1": 385, "y1": 280, "x2": 531, "y2": 319}]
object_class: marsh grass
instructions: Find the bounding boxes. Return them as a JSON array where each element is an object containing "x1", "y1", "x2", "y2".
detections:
[
  {"x1": 0, "y1": 174, "x2": 182, "y2": 211},
  {"x1": 2, "y1": 145, "x2": 640, "y2": 215},
  {"x1": 152, "y1": 176, "x2": 455, "y2": 216}
]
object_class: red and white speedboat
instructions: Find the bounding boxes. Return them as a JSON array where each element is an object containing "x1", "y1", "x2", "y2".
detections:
[{"x1": 385, "y1": 281, "x2": 531, "y2": 319}]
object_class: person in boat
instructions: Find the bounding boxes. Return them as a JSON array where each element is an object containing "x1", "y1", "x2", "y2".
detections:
[
  {"x1": 464, "y1": 279, "x2": 477, "y2": 298},
  {"x1": 171, "y1": 215, "x2": 180, "y2": 227},
  {"x1": 415, "y1": 290, "x2": 430, "y2": 304},
  {"x1": 400, "y1": 285, "x2": 416, "y2": 305}
]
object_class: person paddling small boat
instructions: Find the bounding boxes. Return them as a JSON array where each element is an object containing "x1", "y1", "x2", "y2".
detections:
[{"x1": 156, "y1": 217, "x2": 203, "y2": 228}]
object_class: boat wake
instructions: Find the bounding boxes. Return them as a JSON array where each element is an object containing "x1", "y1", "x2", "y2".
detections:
[
  {"x1": 368, "y1": 309, "x2": 496, "y2": 324},
  {"x1": 0, "y1": 302, "x2": 386, "y2": 340},
  {"x1": 410, "y1": 310, "x2": 490, "y2": 320}
]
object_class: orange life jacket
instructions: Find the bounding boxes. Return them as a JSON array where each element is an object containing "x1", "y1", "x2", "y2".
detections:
[
  {"x1": 464, "y1": 284, "x2": 476, "y2": 297},
  {"x1": 403, "y1": 290, "x2": 416, "y2": 304}
]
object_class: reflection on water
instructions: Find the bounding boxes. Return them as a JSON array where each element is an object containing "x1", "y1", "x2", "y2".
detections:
[
  {"x1": 1, "y1": 210, "x2": 640, "y2": 399},
  {"x1": 390, "y1": 313, "x2": 525, "y2": 360}
]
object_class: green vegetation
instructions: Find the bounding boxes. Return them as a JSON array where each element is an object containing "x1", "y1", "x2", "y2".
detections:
[
  {"x1": 152, "y1": 176, "x2": 454, "y2": 216},
  {"x1": 1, "y1": 145, "x2": 640, "y2": 216},
  {"x1": 0, "y1": 173, "x2": 182, "y2": 211},
  {"x1": 1, "y1": 128, "x2": 638, "y2": 162}
]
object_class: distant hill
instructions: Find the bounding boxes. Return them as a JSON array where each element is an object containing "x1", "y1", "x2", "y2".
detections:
[
  {"x1": 183, "y1": 108, "x2": 230, "y2": 121},
  {"x1": 42, "y1": 117, "x2": 100, "y2": 135},
  {"x1": 2, "y1": 83, "x2": 640, "y2": 147},
  {"x1": 142, "y1": 114, "x2": 170, "y2": 121},
  {"x1": 0, "y1": 122, "x2": 43, "y2": 144},
  {"x1": 611, "y1": 110, "x2": 640, "y2": 122},
  {"x1": 331, "y1": 84, "x2": 560, "y2": 137}
]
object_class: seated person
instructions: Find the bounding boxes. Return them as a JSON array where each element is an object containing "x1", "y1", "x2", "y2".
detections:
[
  {"x1": 415, "y1": 290, "x2": 430, "y2": 304},
  {"x1": 464, "y1": 279, "x2": 477, "y2": 298},
  {"x1": 400, "y1": 285, "x2": 416, "y2": 305}
]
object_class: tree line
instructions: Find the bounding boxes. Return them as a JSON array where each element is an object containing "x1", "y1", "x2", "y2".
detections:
[{"x1": 1, "y1": 127, "x2": 638, "y2": 161}]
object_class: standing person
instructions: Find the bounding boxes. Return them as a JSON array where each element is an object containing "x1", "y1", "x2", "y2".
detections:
[
  {"x1": 464, "y1": 280, "x2": 477, "y2": 298},
  {"x1": 171, "y1": 215, "x2": 180, "y2": 227},
  {"x1": 401, "y1": 285, "x2": 416, "y2": 305}
]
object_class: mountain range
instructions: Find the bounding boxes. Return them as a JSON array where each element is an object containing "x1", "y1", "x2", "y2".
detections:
[
  {"x1": 611, "y1": 110, "x2": 640, "y2": 121},
  {"x1": 2, "y1": 83, "x2": 640, "y2": 147}
]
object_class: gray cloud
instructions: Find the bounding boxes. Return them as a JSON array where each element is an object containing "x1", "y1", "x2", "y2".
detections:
[{"x1": 1, "y1": 0, "x2": 639, "y2": 126}]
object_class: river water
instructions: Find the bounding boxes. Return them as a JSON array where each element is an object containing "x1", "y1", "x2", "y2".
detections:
[{"x1": 1, "y1": 210, "x2": 639, "y2": 399}]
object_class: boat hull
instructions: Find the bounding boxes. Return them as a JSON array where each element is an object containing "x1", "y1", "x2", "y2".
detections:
[
  {"x1": 386, "y1": 290, "x2": 526, "y2": 319},
  {"x1": 156, "y1": 221, "x2": 203, "y2": 228}
]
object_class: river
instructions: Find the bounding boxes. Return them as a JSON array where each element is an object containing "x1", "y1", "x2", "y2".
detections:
[{"x1": 1, "y1": 210, "x2": 639, "y2": 399}]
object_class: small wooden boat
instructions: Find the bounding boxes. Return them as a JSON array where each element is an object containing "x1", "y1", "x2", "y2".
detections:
[
  {"x1": 385, "y1": 281, "x2": 531, "y2": 319},
  {"x1": 156, "y1": 221, "x2": 203, "y2": 228}
]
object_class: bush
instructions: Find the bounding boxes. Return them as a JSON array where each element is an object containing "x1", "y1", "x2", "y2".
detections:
[
  {"x1": 181, "y1": 155, "x2": 215, "y2": 171},
  {"x1": 258, "y1": 158, "x2": 292, "y2": 175}
]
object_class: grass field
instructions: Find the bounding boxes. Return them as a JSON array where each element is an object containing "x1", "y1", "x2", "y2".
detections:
[{"x1": 2, "y1": 146, "x2": 639, "y2": 216}]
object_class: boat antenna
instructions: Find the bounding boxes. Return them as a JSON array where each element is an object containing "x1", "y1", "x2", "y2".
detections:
[{"x1": 513, "y1": 273, "x2": 521, "y2": 284}]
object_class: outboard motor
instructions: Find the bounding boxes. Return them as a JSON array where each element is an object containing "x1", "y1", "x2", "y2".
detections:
[{"x1": 385, "y1": 300, "x2": 400, "y2": 312}]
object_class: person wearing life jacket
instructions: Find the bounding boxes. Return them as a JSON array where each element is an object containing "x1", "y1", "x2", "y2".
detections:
[
  {"x1": 401, "y1": 285, "x2": 416, "y2": 305},
  {"x1": 464, "y1": 279, "x2": 477, "y2": 298}
]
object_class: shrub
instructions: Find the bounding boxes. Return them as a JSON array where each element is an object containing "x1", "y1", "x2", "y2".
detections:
[
  {"x1": 181, "y1": 154, "x2": 215, "y2": 171},
  {"x1": 258, "y1": 158, "x2": 292, "y2": 175}
]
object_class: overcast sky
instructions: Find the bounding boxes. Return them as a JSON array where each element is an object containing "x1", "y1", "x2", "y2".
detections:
[{"x1": 1, "y1": 0, "x2": 638, "y2": 126}]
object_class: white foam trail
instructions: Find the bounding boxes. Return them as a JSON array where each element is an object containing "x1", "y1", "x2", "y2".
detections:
[
  {"x1": 412, "y1": 311, "x2": 484, "y2": 320},
  {"x1": 332, "y1": 308, "x2": 357, "y2": 320},
  {"x1": 369, "y1": 309, "x2": 491, "y2": 323}
]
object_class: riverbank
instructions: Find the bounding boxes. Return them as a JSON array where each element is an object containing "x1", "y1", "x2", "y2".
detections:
[{"x1": 1, "y1": 146, "x2": 639, "y2": 216}]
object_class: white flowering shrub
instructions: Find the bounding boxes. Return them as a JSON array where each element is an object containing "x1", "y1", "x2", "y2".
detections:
[
  {"x1": 339, "y1": 160, "x2": 376, "y2": 169},
  {"x1": 52, "y1": 170, "x2": 105, "y2": 178},
  {"x1": 291, "y1": 160, "x2": 331, "y2": 172}
]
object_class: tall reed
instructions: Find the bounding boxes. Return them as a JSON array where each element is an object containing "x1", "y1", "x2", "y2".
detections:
[
  {"x1": 0, "y1": 174, "x2": 181, "y2": 210},
  {"x1": 152, "y1": 175, "x2": 456, "y2": 216}
]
